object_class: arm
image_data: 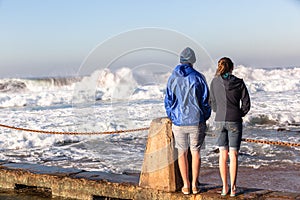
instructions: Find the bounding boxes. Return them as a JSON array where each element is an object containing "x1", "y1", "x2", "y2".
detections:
[
  {"x1": 240, "y1": 81, "x2": 251, "y2": 117},
  {"x1": 196, "y1": 78, "x2": 211, "y2": 121},
  {"x1": 164, "y1": 79, "x2": 175, "y2": 119},
  {"x1": 209, "y1": 80, "x2": 217, "y2": 112}
]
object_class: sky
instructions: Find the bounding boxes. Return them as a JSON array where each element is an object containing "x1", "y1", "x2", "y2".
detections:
[{"x1": 0, "y1": 0, "x2": 300, "y2": 78}]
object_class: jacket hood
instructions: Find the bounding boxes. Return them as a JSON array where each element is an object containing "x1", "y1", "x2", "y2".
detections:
[
  {"x1": 218, "y1": 74, "x2": 243, "y2": 90},
  {"x1": 173, "y1": 64, "x2": 194, "y2": 77}
]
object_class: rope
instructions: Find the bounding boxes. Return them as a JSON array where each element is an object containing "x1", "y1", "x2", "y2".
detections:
[
  {"x1": 0, "y1": 123, "x2": 149, "y2": 135},
  {"x1": 0, "y1": 123, "x2": 299, "y2": 147},
  {"x1": 242, "y1": 138, "x2": 300, "y2": 147}
]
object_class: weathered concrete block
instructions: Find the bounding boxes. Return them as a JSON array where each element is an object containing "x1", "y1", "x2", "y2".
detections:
[
  {"x1": 139, "y1": 117, "x2": 182, "y2": 192},
  {"x1": 0, "y1": 169, "x2": 15, "y2": 189}
]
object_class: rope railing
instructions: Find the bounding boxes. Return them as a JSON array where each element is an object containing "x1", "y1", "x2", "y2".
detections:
[
  {"x1": 241, "y1": 138, "x2": 300, "y2": 147},
  {"x1": 0, "y1": 123, "x2": 299, "y2": 147},
  {"x1": 0, "y1": 123, "x2": 149, "y2": 135}
]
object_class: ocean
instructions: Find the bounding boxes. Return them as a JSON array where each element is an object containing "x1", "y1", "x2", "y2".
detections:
[{"x1": 0, "y1": 65, "x2": 299, "y2": 184}]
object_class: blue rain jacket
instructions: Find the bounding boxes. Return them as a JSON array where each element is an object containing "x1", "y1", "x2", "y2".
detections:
[{"x1": 164, "y1": 64, "x2": 211, "y2": 126}]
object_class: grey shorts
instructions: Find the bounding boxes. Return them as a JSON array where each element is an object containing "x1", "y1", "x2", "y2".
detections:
[
  {"x1": 172, "y1": 123, "x2": 206, "y2": 152},
  {"x1": 215, "y1": 121, "x2": 243, "y2": 151}
]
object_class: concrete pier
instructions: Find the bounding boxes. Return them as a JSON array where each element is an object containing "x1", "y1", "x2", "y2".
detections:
[
  {"x1": 0, "y1": 162, "x2": 299, "y2": 200},
  {"x1": 0, "y1": 118, "x2": 299, "y2": 199}
]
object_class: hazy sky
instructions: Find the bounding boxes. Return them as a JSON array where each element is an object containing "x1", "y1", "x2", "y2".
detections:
[{"x1": 1, "y1": 0, "x2": 300, "y2": 78}]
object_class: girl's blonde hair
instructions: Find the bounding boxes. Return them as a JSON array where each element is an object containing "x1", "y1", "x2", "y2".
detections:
[{"x1": 215, "y1": 57, "x2": 234, "y2": 76}]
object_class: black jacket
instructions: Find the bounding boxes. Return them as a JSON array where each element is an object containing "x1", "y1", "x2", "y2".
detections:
[{"x1": 210, "y1": 74, "x2": 251, "y2": 122}]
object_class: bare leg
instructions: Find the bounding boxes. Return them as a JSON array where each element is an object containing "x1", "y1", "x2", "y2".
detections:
[
  {"x1": 219, "y1": 149, "x2": 229, "y2": 193},
  {"x1": 178, "y1": 150, "x2": 190, "y2": 189},
  {"x1": 229, "y1": 150, "x2": 238, "y2": 194},
  {"x1": 191, "y1": 150, "x2": 200, "y2": 188}
]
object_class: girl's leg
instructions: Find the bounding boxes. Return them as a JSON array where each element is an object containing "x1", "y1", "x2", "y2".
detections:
[
  {"x1": 219, "y1": 149, "x2": 229, "y2": 194},
  {"x1": 229, "y1": 149, "x2": 238, "y2": 195}
]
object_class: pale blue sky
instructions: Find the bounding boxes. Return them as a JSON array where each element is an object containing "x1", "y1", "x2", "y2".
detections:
[{"x1": 0, "y1": 0, "x2": 300, "y2": 78}]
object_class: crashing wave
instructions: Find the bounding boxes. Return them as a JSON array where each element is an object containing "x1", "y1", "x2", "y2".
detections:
[{"x1": 0, "y1": 80, "x2": 27, "y2": 93}]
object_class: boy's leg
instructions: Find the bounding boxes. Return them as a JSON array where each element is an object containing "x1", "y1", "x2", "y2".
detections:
[
  {"x1": 178, "y1": 151, "x2": 190, "y2": 188},
  {"x1": 191, "y1": 150, "x2": 200, "y2": 188}
]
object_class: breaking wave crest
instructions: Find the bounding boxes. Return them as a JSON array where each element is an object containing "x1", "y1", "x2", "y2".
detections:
[{"x1": 0, "y1": 66, "x2": 299, "y2": 126}]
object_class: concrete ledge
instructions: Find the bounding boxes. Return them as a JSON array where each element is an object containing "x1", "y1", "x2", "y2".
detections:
[{"x1": 1, "y1": 163, "x2": 300, "y2": 199}]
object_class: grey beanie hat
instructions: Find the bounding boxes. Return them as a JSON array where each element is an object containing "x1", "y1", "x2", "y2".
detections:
[{"x1": 180, "y1": 47, "x2": 196, "y2": 64}]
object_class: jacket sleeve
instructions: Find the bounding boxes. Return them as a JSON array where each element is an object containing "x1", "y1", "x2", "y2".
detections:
[
  {"x1": 196, "y1": 78, "x2": 211, "y2": 121},
  {"x1": 164, "y1": 78, "x2": 174, "y2": 119},
  {"x1": 240, "y1": 80, "x2": 251, "y2": 117}
]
